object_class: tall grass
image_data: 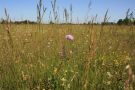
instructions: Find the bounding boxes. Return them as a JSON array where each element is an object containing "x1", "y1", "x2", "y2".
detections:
[
  {"x1": 0, "y1": 24, "x2": 135, "y2": 90},
  {"x1": 0, "y1": 0, "x2": 135, "y2": 90}
]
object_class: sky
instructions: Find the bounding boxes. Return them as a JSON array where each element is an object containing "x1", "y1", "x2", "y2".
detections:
[{"x1": 0, "y1": 0, "x2": 135, "y2": 23}]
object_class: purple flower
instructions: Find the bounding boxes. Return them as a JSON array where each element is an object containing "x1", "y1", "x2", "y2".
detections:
[{"x1": 65, "y1": 34, "x2": 74, "y2": 41}]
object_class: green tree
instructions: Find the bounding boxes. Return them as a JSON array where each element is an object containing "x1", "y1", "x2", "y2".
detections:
[{"x1": 117, "y1": 19, "x2": 123, "y2": 25}]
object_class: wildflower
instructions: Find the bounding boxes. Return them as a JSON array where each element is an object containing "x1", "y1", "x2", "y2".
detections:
[
  {"x1": 47, "y1": 42, "x2": 50, "y2": 45},
  {"x1": 125, "y1": 65, "x2": 130, "y2": 69},
  {"x1": 53, "y1": 67, "x2": 58, "y2": 74},
  {"x1": 69, "y1": 50, "x2": 73, "y2": 54},
  {"x1": 64, "y1": 70, "x2": 68, "y2": 73},
  {"x1": 67, "y1": 84, "x2": 70, "y2": 88},
  {"x1": 65, "y1": 34, "x2": 74, "y2": 41},
  {"x1": 61, "y1": 77, "x2": 67, "y2": 82},
  {"x1": 107, "y1": 72, "x2": 113, "y2": 78},
  {"x1": 21, "y1": 71, "x2": 30, "y2": 81}
]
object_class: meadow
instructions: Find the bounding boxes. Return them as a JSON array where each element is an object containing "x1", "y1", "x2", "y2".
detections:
[{"x1": 0, "y1": 24, "x2": 135, "y2": 90}]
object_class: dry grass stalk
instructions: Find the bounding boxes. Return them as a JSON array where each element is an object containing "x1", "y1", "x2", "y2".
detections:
[
  {"x1": 124, "y1": 65, "x2": 134, "y2": 90},
  {"x1": 51, "y1": 0, "x2": 58, "y2": 23},
  {"x1": 37, "y1": 0, "x2": 47, "y2": 24},
  {"x1": 64, "y1": 8, "x2": 69, "y2": 24},
  {"x1": 100, "y1": 9, "x2": 110, "y2": 36},
  {"x1": 82, "y1": 25, "x2": 97, "y2": 90},
  {"x1": 4, "y1": 8, "x2": 13, "y2": 48},
  {"x1": 70, "y1": 4, "x2": 73, "y2": 23},
  {"x1": 37, "y1": 0, "x2": 47, "y2": 31}
]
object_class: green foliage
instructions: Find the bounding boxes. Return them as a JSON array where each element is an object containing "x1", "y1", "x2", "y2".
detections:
[
  {"x1": 117, "y1": 19, "x2": 123, "y2": 25},
  {"x1": 117, "y1": 9, "x2": 135, "y2": 25},
  {"x1": 117, "y1": 18, "x2": 135, "y2": 25}
]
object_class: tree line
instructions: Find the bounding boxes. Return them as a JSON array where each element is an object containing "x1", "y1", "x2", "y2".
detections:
[
  {"x1": 117, "y1": 9, "x2": 135, "y2": 25},
  {"x1": 0, "y1": 9, "x2": 134, "y2": 25}
]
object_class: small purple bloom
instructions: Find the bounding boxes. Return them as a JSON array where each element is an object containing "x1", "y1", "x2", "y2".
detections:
[{"x1": 65, "y1": 34, "x2": 74, "y2": 41}]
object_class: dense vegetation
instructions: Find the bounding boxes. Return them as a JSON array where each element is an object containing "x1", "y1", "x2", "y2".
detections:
[
  {"x1": 0, "y1": 0, "x2": 135, "y2": 90},
  {"x1": 0, "y1": 24, "x2": 135, "y2": 90}
]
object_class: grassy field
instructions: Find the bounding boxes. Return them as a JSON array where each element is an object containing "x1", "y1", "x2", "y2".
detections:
[{"x1": 0, "y1": 24, "x2": 135, "y2": 90}]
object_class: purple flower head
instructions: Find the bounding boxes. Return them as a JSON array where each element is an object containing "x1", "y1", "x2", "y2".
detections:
[{"x1": 65, "y1": 34, "x2": 74, "y2": 41}]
